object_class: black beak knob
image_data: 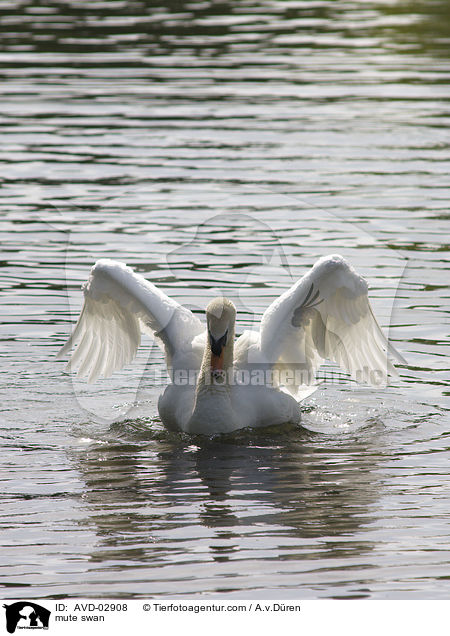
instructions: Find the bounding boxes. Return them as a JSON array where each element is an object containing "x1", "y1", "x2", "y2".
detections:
[{"x1": 209, "y1": 330, "x2": 228, "y2": 356}]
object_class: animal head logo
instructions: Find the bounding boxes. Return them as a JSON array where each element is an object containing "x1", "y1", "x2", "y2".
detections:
[{"x1": 3, "y1": 602, "x2": 51, "y2": 634}]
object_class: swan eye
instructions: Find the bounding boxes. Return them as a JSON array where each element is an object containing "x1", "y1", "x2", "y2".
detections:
[{"x1": 209, "y1": 330, "x2": 228, "y2": 355}]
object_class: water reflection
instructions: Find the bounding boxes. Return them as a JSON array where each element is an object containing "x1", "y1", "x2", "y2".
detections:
[
  {"x1": 2, "y1": 0, "x2": 450, "y2": 60},
  {"x1": 74, "y1": 423, "x2": 382, "y2": 577},
  {"x1": 373, "y1": 1, "x2": 450, "y2": 58}
]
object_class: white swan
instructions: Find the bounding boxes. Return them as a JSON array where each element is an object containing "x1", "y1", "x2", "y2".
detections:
[{"x1": 57, "y1": 254, "x2": 405, "y2": 435}]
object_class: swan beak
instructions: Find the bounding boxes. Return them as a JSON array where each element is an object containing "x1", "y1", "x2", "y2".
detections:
[{"x1": 209, "y1": 330, "x2": 227, "y2": 371}]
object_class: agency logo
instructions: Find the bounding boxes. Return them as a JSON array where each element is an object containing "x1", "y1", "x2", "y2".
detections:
[{"x1": 3, "y1": 602, "x2": 51, "y2": 634}]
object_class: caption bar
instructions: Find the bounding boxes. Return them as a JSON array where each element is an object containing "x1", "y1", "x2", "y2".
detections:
[{"x1": 2, "y1": 599, "x2": 447, "y2": 635}]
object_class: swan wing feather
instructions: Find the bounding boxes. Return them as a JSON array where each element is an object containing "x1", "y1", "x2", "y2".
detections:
[
  {"x1": 57, "y1": 259, "x2": 204, "y2": 382},
  {"x1": 259, "y1": 254, "x2": 405, "y2": 390}
]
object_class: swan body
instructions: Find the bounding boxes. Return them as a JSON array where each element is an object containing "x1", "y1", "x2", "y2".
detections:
[{"x1": 57, "y1": 254, "x2": 405, "y2": 435}]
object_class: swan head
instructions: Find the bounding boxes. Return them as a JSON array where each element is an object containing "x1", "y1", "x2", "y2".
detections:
[{"x1": 206, "y1": 297, "x2": 236, "y2": 371}]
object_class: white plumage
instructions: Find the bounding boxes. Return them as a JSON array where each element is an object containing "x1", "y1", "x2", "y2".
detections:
[{"x1": 57, "y1": 254, "x2": 405, "y2": 435}]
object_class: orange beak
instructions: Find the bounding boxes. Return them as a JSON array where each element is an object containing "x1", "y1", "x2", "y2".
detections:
[{"x1": 211, "y1": 350, "x2": 224, "y2": 371}]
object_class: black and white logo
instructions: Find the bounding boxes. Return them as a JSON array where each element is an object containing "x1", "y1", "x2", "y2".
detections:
[{"x1": 3, "y1": 602, "x2": 51, "y2": 634}]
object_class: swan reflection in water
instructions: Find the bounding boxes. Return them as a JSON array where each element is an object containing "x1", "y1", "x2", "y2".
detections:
[{"x1": 72, "y1": 420, "x2": 385, "y2": 593}]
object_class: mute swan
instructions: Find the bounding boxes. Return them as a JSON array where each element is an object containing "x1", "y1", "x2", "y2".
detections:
[{"x1": 57, "y1": 254, "x2": 405, "y2": 435}]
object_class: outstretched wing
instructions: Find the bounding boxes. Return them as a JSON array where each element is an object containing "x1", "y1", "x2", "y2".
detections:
[
  {"x1": 259, "y1": 254, "x2": 406, "y2": 393},
  {"x1": 57, "y1": 259, "x2": 205, "y2": 382}
]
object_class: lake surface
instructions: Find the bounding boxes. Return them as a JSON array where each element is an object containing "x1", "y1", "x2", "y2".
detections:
[{"x1": 1, "y1": 0, "x2": 449, "y2": 599}]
